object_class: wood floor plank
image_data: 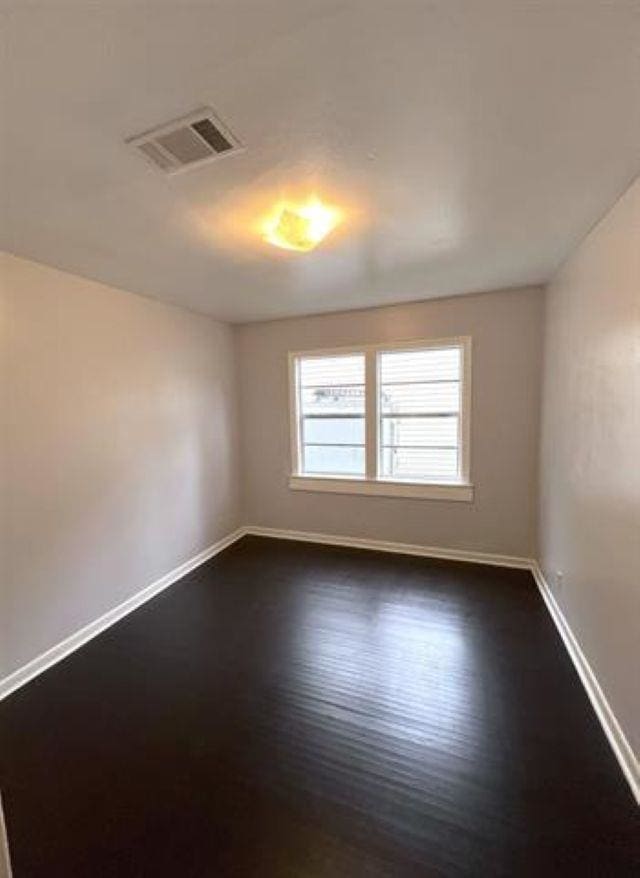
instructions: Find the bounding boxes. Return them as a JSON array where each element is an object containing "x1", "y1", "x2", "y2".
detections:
[{"x1": 1, "y1": 536, "x2": 638, "y2": 876}]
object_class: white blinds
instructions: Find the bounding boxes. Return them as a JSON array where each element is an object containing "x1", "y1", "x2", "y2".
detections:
[
  {"x1": 298, "y1": 354, "x2": 365, "y2": 476},
  {"x1": 378, "y1": 346, "x2": 462, "y2": 482}
]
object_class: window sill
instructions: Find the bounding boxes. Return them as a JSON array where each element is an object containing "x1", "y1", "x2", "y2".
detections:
[{"x1": 288, "y1": 475, "x2": 474, "y2": 502}]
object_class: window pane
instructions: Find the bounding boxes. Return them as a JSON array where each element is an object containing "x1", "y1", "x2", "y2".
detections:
[
  {"x1": 378, "y1": 345, "x2": 463, "y2": 483},
  {"x1": 380, "y1": 382, "x2": 460, "y2": 414},
  {"x1": 303, "y1": 445, "x2": 365, "y2": 475},
  {"x1": 301, "y1": 386, "x2": 365, "y2": 415},
  {"x1": 303, "y1": 416, "x2": 365, "y2": 445},
  {"x1": 382, "y1": 415, "x2": 458, "y2": 447},
  {"x1": 380, "y1": 447, "x2": 458, "y2": 481},
  {"x1": 297, "y1": 353, "x2": 366, "y2": 477},
  {"x1": 380, "y1": 347, "x2": 460, "y2": 382}
]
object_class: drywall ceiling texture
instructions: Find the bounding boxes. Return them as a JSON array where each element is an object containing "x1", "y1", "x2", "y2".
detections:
[
  {"x1": 1, "y1": 1, "x2": 639, "y2": 321},
  {"x1": 237, "y1": 286, "x2": 543, "y2": 558},
  {"x1": 539, "y1": 178, "x2": 640, "y2": 757},
  {"x1": 0, "y1": 254, "x2": 241, "y2": 680}
]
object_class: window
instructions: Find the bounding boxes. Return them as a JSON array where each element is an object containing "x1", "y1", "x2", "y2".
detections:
[
  {"x1": 378, "y1": 347, "x2": 461, "y2": 483},
  {"x1": 297, "y1": 353, "x2": 365, "y2": 476},
  {"x1": 289, "y1": 338, "x2": 472, "y2": 501}
]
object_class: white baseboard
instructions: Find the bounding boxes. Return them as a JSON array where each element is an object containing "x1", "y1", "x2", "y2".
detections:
[
  {"x1": 0, "y1": 793, "x2": 12, "y2": 878},
  {"x1": 244, "y1": 525, "x2": 534, "y2": 569},
  {"x1": 0, "y1": 527, "x2": 246, "y2": 702},
  {"x1": 531, "y1": 564, "x2": 639, "y2": 805}
]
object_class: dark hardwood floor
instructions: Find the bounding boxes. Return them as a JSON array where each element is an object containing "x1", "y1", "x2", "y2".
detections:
[{"x1": 1, "y1": 535, "x2": 638, "y2": 876}]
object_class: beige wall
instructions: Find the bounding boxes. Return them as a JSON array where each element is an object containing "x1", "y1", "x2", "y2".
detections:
[
  {"x1": 539, "y1": 179, "x2": 640, "y2": 755},
  {"x1": 237, "y1": 286, "x2": 543, "y2": 558},
  {"x1": 0, "y1": 254, "x2": 241, "y2": 679}
]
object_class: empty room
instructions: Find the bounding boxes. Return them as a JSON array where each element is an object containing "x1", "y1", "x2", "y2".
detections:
[{"x1": 1, "y1": 1, "x2": 639, "y2": 875}]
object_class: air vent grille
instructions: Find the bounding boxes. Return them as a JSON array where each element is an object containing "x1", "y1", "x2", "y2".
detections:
[{"x1": 126, "y1": 108, "x2": 242, "y2": 174}]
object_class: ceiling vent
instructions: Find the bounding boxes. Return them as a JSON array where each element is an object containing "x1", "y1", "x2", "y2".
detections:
[{"x1": 126, "y1": 108, "x2": 243, "y2": 174}]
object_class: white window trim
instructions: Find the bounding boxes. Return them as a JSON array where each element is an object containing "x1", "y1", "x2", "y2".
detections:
[{"x1": 288, "y1": 336, "x2": 473, "y2": 502}]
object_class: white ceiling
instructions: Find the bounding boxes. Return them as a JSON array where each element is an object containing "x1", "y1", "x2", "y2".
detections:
[{"x1": 1, "y1": 1, "x2": 639, "y2": 323}]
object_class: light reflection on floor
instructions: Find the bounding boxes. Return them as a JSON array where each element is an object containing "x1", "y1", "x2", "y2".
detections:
[{"x1": 243, "y1": 572, "x2": 489, "y2": 851}]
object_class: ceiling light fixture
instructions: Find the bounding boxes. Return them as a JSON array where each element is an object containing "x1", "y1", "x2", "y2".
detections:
[{"x1": 262, "y1": 198, "x2": 341, "y2": 252}]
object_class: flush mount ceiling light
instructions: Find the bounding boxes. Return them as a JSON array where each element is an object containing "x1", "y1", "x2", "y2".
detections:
[{"x1": 262, "y1": 198, "x2": 341, "y2": 252}]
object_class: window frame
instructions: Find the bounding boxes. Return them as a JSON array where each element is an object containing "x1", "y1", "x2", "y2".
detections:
[{"x1": 288, "y1": 336, "x2": 473, "y2": 502}]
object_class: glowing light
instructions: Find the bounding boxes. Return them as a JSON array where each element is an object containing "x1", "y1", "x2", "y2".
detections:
[{"x1": 262, "y1": 198, "x2": 341, "y2": 252}]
